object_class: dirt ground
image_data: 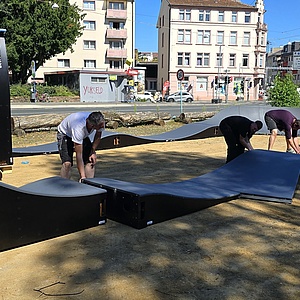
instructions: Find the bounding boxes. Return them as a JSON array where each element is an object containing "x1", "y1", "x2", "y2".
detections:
[{"x1": 1, "y1": 135, "x2": 300, "y2": 300}]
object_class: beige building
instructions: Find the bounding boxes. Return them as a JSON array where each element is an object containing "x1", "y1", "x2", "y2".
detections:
[
  {"x1": 36, "y1": 0, "x2": 135, "y2": 79},
  {"x1": 157, "y1": 0, "x2": 267, "y2": 102}
]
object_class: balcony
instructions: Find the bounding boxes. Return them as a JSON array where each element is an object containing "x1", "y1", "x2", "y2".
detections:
[
  {"x1": 256, "y1": 22, "x2": 268, "y2": 31},
  {"x1": 106, "y1": 9, "x2": 127, "y2": 20},
  {"x1": 254, "y1": 66, "x2": 265, "y2": 77},
  {"x1": 107, "y1": 67, "x2": 126, "y2": 74},
  {"x1": 106, "y1": 28, "x2": 127, "y2": 39},
  {"x1": 255, "y1": 45, "x2": 267, "y2": 53},
  {"x1": 106, "y1": 48, "x2": 127, "y2": 59}
]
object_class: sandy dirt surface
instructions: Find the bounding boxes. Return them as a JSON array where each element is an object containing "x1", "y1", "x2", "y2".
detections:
[{"x1": 1, "y1": 135, "x2": 300, "y2": 300}]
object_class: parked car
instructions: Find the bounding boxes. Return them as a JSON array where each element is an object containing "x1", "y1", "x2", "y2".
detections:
[
  {"x1": 136, "y1": 91, "x2": 155, "y2": 103},
  {"x1": 165, "y1": 91, "x2": 194, "y2": 102}
]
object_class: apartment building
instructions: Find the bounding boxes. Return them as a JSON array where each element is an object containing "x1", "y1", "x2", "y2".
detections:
[
  {"x1": 36, "y1": 0, "x2": 135, "y2": 102},
  {"x1": 157, "y1": 0, "x2": 267, "y2": 102},
  {"x1": 266, "y1": 42, "x2": 300, "y2": 87}
]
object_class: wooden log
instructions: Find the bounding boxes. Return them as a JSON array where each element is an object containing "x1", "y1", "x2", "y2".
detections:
[
  {"x1": 153, "y1": 119, "x2": 165, "y2": 126},
  {"x1": 106, "y1": 120, "x2": 119, "y2": 129},
  {"x1": 12, "y1": 114, "x2": 68, "y2": 131},
  {"x1": 10, "y1": 111, "x2": 216, "y2": 132}
]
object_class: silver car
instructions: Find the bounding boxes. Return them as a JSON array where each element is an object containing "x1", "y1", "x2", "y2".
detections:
[{"x1": 165, "y1": 91, "x2": 194, "y2": 102}]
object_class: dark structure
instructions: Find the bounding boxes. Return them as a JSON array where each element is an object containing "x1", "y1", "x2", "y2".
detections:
[
  {"x1": 0, "y1": 29, "x2": 13, "y2": 172},
  {"x1": 0, "y1": 177, "x2": 107, "y2": 252},
  {"x1": 83, "y1": 150, "x2": 300, "y2": 229}
]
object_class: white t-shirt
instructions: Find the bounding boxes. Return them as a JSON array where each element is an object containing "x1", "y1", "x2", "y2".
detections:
[{"x1": 58, "y1": 112, "x2": 104, "y2": 144}]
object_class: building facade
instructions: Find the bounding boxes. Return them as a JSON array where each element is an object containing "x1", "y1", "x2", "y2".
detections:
[
  {"x1": 36, "y1": 0, "x2": 135, "y2": 102},
  {"x1": 157, "y1": 0, "x2": 267, "y2": 102},
  {"x1": 266, "y1": 42, "x2": 300, "y2": 88}
]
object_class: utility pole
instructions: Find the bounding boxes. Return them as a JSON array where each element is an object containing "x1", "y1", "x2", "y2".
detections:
[
  {"x1": 217, "y1": 45, "x2": 222, "y2": 102},
  {"x1": 224, "y1": 69, "x2": 229, "y2": 103}
]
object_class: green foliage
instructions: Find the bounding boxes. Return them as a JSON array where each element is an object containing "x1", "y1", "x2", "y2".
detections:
[
  {"x1": 268, "y1": 73, "x2": 300, "y2": 107},
  {"x1": 10, "y1": 84, "x2": 31, "y2": 97},
  {"x1": 10, "y1": 84, "x2": 77, "y2": 97},
  {"x1": 0, "y1": 0, "x2": 85, "y2": 84}
]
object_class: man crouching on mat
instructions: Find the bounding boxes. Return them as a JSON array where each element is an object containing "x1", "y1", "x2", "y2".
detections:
[
  {"x1": 219, "y1": 116, "x2": 263, "y2": 163},
  {"x1": 57, "y1": 111, "x2": 105, "y2": 182}
]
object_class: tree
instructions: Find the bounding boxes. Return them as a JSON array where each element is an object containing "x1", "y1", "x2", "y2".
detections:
[
  {"x1": 268, "y1": 73, "x2": 300, "y2": 107},
  {"x1": 0, "y1": 0, "x2": 85, "y2": 83}
]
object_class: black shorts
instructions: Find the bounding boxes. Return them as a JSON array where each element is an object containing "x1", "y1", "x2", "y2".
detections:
[{"x1": 57, "y1": 132, "x2": 92, "y2": 166}]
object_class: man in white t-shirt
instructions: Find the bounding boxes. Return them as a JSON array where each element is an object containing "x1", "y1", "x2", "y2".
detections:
[{"x1": 57, "y1": 111, "x2": 105, "y2": 181}]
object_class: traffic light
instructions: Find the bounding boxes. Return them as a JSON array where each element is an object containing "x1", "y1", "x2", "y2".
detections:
[
  {"x1": 215, "y1": 76, "x2": 218, "y2": 84},
  {"x1": 240, "y1": 80, "x2": 244, "y2": 91},
  {"x1": 224, "y1": 76, "x2": 233, "y2": 84}
]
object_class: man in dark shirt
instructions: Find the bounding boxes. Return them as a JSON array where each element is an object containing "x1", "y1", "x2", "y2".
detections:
[
  {"x1": 264, "y1": 109, "x2": 300, "y2": 154},
  {"x1": 219, "y1": 116, "x2": 263, "y2": 163}
]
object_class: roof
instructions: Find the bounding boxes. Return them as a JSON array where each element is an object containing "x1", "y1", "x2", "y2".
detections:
[{"x1": 168, "y1": 0, "x2": 254, "y2": 9}]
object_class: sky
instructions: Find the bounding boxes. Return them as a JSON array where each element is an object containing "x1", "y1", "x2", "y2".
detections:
[{"x1": 135, "y1": 0, "x2": 300, "y2": 53}]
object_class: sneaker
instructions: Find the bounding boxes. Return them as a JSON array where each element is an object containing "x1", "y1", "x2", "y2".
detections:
[{"x1": 286, "y1": 149, "x2": 296, "y2": 154}]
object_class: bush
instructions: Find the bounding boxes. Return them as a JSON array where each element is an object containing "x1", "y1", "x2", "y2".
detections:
[
  {"x1": 268, "y1": 74, "x2": 300, "y2": 107},
  {"x1": 10, "y1": 84, "x2": 78, "y2": 98},
  {"x1": 10, "y1": 84, "x2": 31, "y2": 97}
]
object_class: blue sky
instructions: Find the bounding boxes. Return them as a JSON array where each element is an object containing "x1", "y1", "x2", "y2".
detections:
[{"x1": 135, "y1": 0, "x2": 300, "y2": 52}]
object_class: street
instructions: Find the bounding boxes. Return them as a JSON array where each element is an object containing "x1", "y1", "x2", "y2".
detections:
[{"x1": 11, "y1": 100, "x2": 268, "y2": 117}]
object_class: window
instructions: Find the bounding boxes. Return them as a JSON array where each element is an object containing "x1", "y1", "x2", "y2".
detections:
[
  {"x1": 179, "y1": 9, "x2": 191, "y2": 21},
  {"x1": 205, "y1": 10, "x2": 210, "y2": 21},
  {"x1": 197, "y1": 53, "x2": 203, "y2": 66},
  {"x1": 217, "y1": 31, "x2": 224, "y2": 45},
  {"x1": 197, "y1": 30, "x2": 210, "y2": 44},
  {"x1": 242, "y1": 54, "x2": 249, "y2": 67},
  {"x1": 186, "y1": 9, "x2": 191, "y2": 21},
  {"x1": 109, "y1": 2, "x2": 124, "y2": 10},
  {"x1": 245, "y1": 12, "x2": 251, "y2": 23},
  {"x1": 109, "y1": 21, "x2": 125, "y2": 29},
  {"x1": 243, "y1": 32, "x2": 250, "y2": 45},
  {"x1": 162, "y1": 32, "x2": 164, "y2": 47},
  {"x1": 177, "y1": 29, "x2": 191, "y2": 43},
  {"x1": 199, "y1": 10, "x2": 210, "y2": 21},
  {"x1": 259, "y1": 54, "x2": 264, "y2": 67},
  {"x1": 197, "y1": 53, "x2": 210, "y2": 66},
  {"x1": 216, "y1": 53, "x2": 223, "y2": 67},
  {"x1": 84, "y1": 40, "x2": 96, "y2": 49},
  {"x1": 196, "y1": 77, "x2": 208, "y2": 91},
  {"x1": 203, "y1": 53, "x2": 210, "y2": 66},
  {"x1": 230, "y1": 31, "x2": 237, "y2": 45},
  {"x1": 232, "y1": 11, "x2": 237, "y2": 22},
  {"x1": 58, "y1": 59, "x2": 70, "y2": 67},
  {"x1": 83, "y1": 20, "x2": 96, "y2": 30},
  {"x1": 84, "y1": 60, "x2": 96, "y2": 68},
  {"x1": 177, "y1": 52, "x2": 190, "y2": 66},
  {"x1": 199, "y1": 10, "x2": 204, "y2": 21},
  {"x1": 178, "y1": 29, "x2": 184, "y2": 42},
  {"x1": 109, "y1": 41, "x2": 123, "y2": 49},
  {"x1": 109, "y1": 60, "x2": 121, "y2": 69},
  {"x1": 218, "y1": 11, "x2": 224, "y2": 22},
  {"x1": 261, "y1": 33, "x2": 265, "y2": 45},
  {"x1": 83, "y1": 1, "x2": 95, "y2": 10},
  {"x1": 229, "y1": 54, "x2": 236, "y2": 67},
  {"x1": 91, "y1": 77, "x2": 106, "y2": 83}
]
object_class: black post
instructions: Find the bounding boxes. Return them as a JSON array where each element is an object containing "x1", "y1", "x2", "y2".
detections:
[{"x1": 0, "y1": 29, "x2": 13, "y2": 173}]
